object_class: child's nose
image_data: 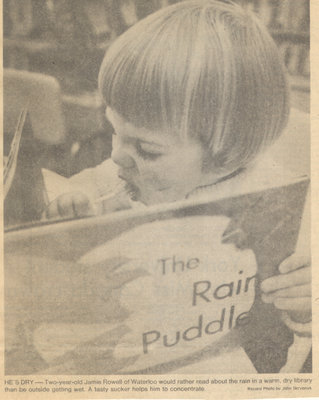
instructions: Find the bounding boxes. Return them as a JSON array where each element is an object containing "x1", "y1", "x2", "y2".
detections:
[{"x1": 111, "y1": 137, "x2": 135, "y2": 169}]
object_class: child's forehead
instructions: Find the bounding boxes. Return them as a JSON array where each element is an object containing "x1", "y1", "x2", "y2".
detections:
[{"x1": 105, "y1": 107, "x2": 124, "y2": 128}]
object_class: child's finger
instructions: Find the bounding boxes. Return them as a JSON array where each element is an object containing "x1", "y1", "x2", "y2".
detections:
[
  {"x1": 261, "y1": 266, "x2": 311, "y2": 293},
  {"x1": 57, "y1": 194, "x2": 75, "y2": 217},
  {"x1": 261, "y1": 283, "x2": 311, "y2": 304},
  {"x1": 71, "y1": 192, "x2": 92, "y2": 217},
  {"x1": 273, "y1": 297, "x2": 311, "y2": 312},
  {"x1": 44, "y1": 199, "x2": 60, "y2": 219},
  {"x1": 279, "y1": 253, "x2": 310, "y2": 274},
  {"x1": 281, "y1": 312, "x2": 312, "y2": 334}
]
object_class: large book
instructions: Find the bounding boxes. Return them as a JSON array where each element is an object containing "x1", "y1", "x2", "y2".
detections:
[{"x1": 4, "y1": 173, "x2": 309, "y2": 375}]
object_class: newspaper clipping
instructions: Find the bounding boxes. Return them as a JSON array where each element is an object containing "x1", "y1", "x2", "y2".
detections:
[{"x1": 1, "y1": 0, "x2": 318, "y2": 399}]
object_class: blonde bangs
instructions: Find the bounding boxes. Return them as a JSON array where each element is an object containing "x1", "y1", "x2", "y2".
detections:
[
  {"x1": 99, "y1": 0, "x2": 289, "y2": 173},
  {"x1": 98, "y1": 2, "x2": 202, "y2": 132}
]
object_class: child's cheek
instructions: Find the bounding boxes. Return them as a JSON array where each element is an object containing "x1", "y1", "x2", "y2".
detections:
[{"x1": 138, "y1": 159, "x2": 173, "y2": 188}]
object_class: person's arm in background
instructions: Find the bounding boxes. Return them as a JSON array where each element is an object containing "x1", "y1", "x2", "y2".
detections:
[
  {"x1": 261, "y1": 190, "x2": 311, "y2": 333},
  {"x1": 260, "y1": 106, "x2": 311, "y2": 332},
  {"x1": 261, "y1": 189, "x2": 311, "y2": 373}
]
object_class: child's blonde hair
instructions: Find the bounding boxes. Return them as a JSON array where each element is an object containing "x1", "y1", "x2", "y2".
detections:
[{"x1": 99, "y1": 0, "x2": 289, "y2": 173}]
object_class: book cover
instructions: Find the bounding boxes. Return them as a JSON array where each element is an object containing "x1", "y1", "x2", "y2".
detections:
[{"x1": 4, "y1": 175, "x2": 309, "y2": 374}]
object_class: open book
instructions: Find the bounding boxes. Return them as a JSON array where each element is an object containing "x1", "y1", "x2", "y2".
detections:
[{"x1": 4, "y1": 175, "x2": 309, "y2": 375}]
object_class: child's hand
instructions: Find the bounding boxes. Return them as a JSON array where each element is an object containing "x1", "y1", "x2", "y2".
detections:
[
  {"x1": 261, "y1": 253, "x2": 311, "y2": 331},
  {"x1": 44, "y1": 192, "x2": 93, "y2": 219}
]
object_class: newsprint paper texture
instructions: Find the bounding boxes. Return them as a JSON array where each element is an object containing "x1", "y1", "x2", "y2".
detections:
[{"x1": 1, "y1": 0, "x2": 319, "y2": 399}]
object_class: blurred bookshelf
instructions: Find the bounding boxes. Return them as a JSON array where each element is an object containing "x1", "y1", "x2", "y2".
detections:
[{"x1": 3, "y1": 0, "x2": 310, "y2": 174}]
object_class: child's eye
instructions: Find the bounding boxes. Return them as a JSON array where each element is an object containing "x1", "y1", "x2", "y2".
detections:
[{"x1": 135, "y1": 141, "x2": 162, "y2": 161}]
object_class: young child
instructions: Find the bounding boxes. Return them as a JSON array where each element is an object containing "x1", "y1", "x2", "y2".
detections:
[{"x1": 46, "y1": 0, "x2": 311, "y2": 371}]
